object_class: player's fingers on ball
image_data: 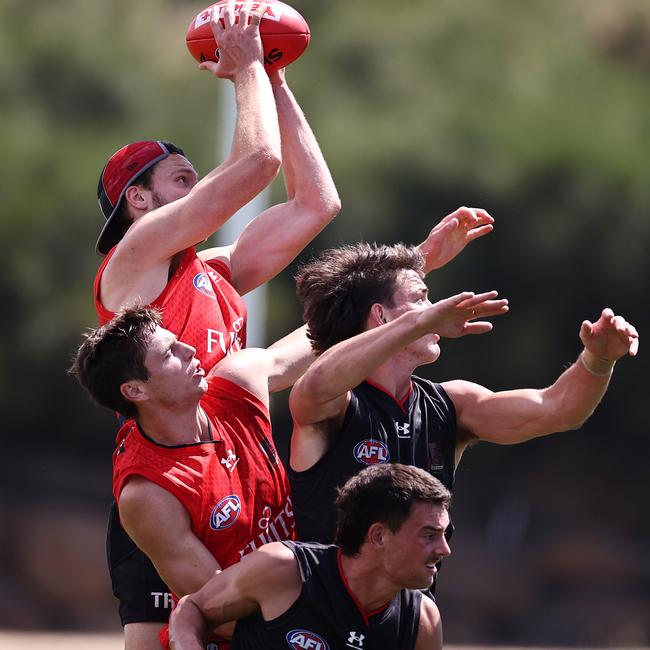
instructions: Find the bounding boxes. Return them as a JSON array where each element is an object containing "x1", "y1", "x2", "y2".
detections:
[
  {"x1": 249, "y1": 2, "x2": 266, "y2": 26},
  {"x1": 238, "y1": 1, "x2": 252, "y2": 27},
  {"x1": 222, "y1": 1, "x2": 236, "y2": 28}
]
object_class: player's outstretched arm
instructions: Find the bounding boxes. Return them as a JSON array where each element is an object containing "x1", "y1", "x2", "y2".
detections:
[
  {"x1": 290, "y1": 291, "x2": 508, "y2": 426},
  {"x1": 107, "y1": 4, "x2": 281, "y2": 301},
  {"x1": 417, "y1": 207, "x2": 494, "y2": 273},
  {"x1": 169, "y1": 543, "x2": 300, "y2": 650},
  {"x1": 199, "y1": 68, "x2": 341, "y2": 296},
  {"x1": 447, "y1": 308, "x2": 639, "y2": 450},
  {"x1": 415, "y1": 596, "x2": 443, "y2": 650}
]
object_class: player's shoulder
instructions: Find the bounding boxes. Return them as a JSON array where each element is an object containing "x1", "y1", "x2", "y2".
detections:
[
  {"x1": 209, "y1": 348, "x2": 273, "y2": 386},
  {"x1": 238, "y1": 542, "x2": 300, "y2": 590},
  {"x1": 415, "y1": 594, "x2": 442, "y2": 650}
]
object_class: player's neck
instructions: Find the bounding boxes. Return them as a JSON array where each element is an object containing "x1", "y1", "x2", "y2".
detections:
[
  {"x1": 339, "y1": 553, "x2": 397, "y2": 614},
  {"x1": 368, "y1": 358, "x2": 416, "y2": 401},
  {"x1": 136, "y1": 403, "x2": 207, "y2": 446}
]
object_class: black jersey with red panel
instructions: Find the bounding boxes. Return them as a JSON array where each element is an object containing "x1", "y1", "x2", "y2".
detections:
[
  {"x1": 232, "y1": 541, "x2": 422, "y2": 650},
  {"x1": 288, "y1": 376, "x2": 457, "y2": 546}
]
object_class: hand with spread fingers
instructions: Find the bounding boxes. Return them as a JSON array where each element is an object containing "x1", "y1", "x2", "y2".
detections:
[
  {"x1": 419, "y1": 207, "x2": 495, "y2": 273},
  {"x1": 579, "y1": 308, "x2": 639, "y2": 376},
  {"x1": 199, "y1": 1, "x2": 267, "y2": 80},
  {"x1": 415, "y1": 290, "x2": 509, "y2": 339}
]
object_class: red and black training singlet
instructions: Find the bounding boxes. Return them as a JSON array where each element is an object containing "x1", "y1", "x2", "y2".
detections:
[
  {"x1": 112, "y1": 376, "x2": 295, "y2": 568},
  {"x1": 94, "y1": 246, "x2": 247, "y2": 372},
  {"x1": 233, "y1": 542, "x2": 422, "y2": 650}
]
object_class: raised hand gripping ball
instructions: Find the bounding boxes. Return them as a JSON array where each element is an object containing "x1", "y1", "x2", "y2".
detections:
[{"x1": 186, "y1": 1, "x2": 310, "y2": 74}]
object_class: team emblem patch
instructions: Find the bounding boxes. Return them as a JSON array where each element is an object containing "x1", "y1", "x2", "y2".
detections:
[
  {"x1": 353, "y1": 439, "x2": 390, "y2": 465},
  {"x1": 286, "y1": 629, "x2": 330, "y2": 650},
  {"x1": 210, "y1": 494, "x2": 241, "y2": 530},
  {"x1": 193, "y1": 272, "x2": 216, "y2": 298}
]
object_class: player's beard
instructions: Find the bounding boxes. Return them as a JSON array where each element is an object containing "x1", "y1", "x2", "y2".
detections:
[{"x1": 151, "y1": 191, "x2": 169, "y2": 209}]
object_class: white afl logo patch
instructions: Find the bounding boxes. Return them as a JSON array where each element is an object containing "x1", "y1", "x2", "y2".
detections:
[
  {"x1": 286, "y1": 629, "x2": 330, "y2": 650},
  {"x1": 353, "y1": 439, "x2": 390, "y2": 465},
  {"x1": 210, "y1": 494, "x2": 241, "y2": 530},
  {"x1": 193, "y1": 272, "x2": 216, "y2": 299}
]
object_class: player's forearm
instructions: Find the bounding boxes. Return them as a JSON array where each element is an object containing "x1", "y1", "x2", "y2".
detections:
[
  {"x1": 299, "y1": 311, "x2": 427, "y2": 403},
  {"x1": 543, "y1": 351, "x2": 613, "y2": 431},
  {"x1": 273, "y1": 81, "x2": 340, "y2": 214},
  {"x1": 230, "y1": 64, "x2": 282, "y2": 163},
  {"x1": 480, "y1": 354, "x2": 614, "y2": 444},
  {"x1": 169, "y1": 596, "x2": 210, "y2": 650}
]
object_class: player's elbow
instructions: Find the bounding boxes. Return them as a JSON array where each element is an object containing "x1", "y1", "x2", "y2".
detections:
[
  {"x1": 253, "y1": 145, "x2": 282, "y2": 181},
  {"x1": 296, "y1": 191, "x2": 342, "y2": 229}
]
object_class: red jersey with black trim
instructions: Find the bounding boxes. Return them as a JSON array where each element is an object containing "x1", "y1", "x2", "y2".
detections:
[
  {"x1": 112, "y1": 376, "x2": 295, "y2": 569},
  {"x1": 94, "y1": 246, "x2": 247, "y2": 372}
]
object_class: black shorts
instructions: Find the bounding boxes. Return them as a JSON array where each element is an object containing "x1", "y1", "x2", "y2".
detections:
[{"x1": 107, "y1": 500, "x2": 173, "y2": 626}]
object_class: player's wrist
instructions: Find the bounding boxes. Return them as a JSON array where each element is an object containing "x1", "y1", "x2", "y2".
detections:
[
  {"x1": 232, "y1": 60, "x2": 267, "y2": 83},
  {"x1": 579, "y1": 349, "x2": 615, "y2": 377}
]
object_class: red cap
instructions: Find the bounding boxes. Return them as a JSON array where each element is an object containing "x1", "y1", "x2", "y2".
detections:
[{"x1": 96, "y1": 141, "x2": 176, "y2": 256}]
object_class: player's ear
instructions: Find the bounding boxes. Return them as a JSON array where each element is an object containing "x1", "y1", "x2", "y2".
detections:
[
  {"x1": 367, "y1": 522, "x2": 386, "y2": 548},
  {"x1": 124, "y1": 185, "x2": 148, "y2": 211},
  {"x1": 369, "y1": 303, "x2": 387, "y2": 328},
  {"x1": 120, "y1": 380, "x2": 148, "y2": 405}
]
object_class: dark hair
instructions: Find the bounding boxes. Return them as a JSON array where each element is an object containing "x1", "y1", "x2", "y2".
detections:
[
  {"x1": 295, "y1": 243, "x2": 424, "y2": 355},
  {"x1": 69, "y1": 307, "x2": 161, "y2": 418},
  {"x1": 334, "y1": 464, "x2": 451, "y2": 556},
  {"x1": 109, "y1": 141, "x2": 186, "y2": 238}
]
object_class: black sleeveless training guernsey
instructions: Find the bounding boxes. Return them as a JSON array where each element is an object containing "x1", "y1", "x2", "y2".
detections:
[
  {"x1": 232, "y1": 541, "x2": 422, "y2": 650},
  {"x1": 288, "y1": 377, "x2": 457, "y2": 545}
]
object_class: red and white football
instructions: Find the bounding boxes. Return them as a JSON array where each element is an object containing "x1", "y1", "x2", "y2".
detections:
[{"x1": 186, "y1": 1, "x2": 310, "y2": 74}]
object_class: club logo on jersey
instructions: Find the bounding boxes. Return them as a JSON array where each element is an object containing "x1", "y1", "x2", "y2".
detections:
[
  {"x1": 209, "y1": 494, "x2": 241, "y2": 530},
  {"x1": 286, "y1": 629, "x2": 330, "y2": 650},
  {"x1": 193, "y1": 272, "x2": 217, "y2": 298},
  {"x1": 353, "y1": 439, "x2": 390, "y2": 465},
  {"x1": 347, "y1": 631, "x2": 365, "y2": 648},
  {"x1": 394, "y1": 421, "x2": 411, "y2": 438}
]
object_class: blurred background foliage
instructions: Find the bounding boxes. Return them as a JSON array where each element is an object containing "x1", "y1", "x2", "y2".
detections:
[{"x1": 0, "y1": 0, "x2": 648, "y2": 644}]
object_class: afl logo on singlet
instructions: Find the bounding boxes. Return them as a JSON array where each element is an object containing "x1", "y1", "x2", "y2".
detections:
[
  {"x1": 193, "y1": 272, "x2": 216, "y2": 299},
  {"x1": 209, "y1": 495, "x2": 241, "y2": 530},
  {"x1": 286, "y1": 629, "x2": 330, "y2": 650},
  {"x1": 353, "y1": 439, "x2": 390, "y2": 465}
]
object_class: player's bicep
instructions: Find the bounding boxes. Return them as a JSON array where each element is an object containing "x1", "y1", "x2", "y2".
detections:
[
  {"x1": 415, "y1": 596, "x2": 442, "y2": 650},
  {"x1": 118, "y1": 477, "x2": 221, "y2": 597},
  {"x1": 444, "y1": 380, "x2": 548, "y2": 445},
  {"x1": 195, "y1": 543, "x2": 300, "y2": 627}
]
